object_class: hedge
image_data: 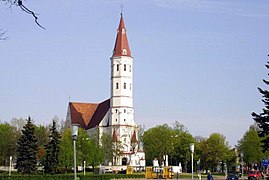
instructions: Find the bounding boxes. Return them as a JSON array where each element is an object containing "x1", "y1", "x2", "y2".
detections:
[{"x1": 0, "y1": 174, "x2": 145, "y2": 180}]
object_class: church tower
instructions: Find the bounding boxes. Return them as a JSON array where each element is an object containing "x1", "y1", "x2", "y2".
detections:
[
  {"x1": 67, "y1": 13, "x2": 145, "y2": 167},
  {"x1": 110, "y1": 14, "x2": 137, "y2": 165}
]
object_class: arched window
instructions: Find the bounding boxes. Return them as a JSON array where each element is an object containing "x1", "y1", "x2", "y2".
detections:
[
  {"x1": 122, "y1": 49, "x2": 127, "y2": 55},
  {"x1": 124, "y1": 64, "x2": 126, "y2": 71},
  {"x1": 124, "y1": 83, "x2": 126, "y2": 89},
  {"x1": 116, "y1": 83, "x2": 119, "y2": 89},
  {"x1": 122, "y1": 157, "x2": 127, "y2": 165},
  {"x1": 117, "y1": 64, "x2": 119, "y2": 71}
]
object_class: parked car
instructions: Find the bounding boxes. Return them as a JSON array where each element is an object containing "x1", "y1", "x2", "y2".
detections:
[
  {"x1": 118, "y1": 169, "x2": 126, "y2": 174},
  {"x1": 105, "y1": 167, "x2": 113, "y2": 173},
  {"x1": 248, "y1": 170, "x2": 263, "y2": 180},
  {"x1": 227, "y1": 173, "x2": 239, "y2": 180}
]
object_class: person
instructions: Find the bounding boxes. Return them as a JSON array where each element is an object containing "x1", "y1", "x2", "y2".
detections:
[{"x1": 207, "y1": 171, "x2": 214, "y2": 180}]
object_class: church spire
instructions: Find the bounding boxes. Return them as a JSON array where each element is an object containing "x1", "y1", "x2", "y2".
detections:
[{"x1": 112, "y1": 14, "x2": 131, "y2": 57}]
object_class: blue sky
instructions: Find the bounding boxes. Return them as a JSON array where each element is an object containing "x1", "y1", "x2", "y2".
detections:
[{"x1": 1, "y1": 0, "x2": 269, "y2": 147}]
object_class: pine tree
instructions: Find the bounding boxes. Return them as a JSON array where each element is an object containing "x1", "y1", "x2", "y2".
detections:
[
  {"x1": 44, "y1": 120, "x2": 61, "y2": 174},
  {"x1": 15, "y1": 117, "x2": 38, "y2": 174},
  {"x1": 252, "y1": 59, "x2": 269, "y2": 152}
]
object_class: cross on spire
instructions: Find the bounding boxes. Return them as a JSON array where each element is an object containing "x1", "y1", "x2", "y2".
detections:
[{"x1": 120, "y1": 4, "x2": 124, "y2": 15}]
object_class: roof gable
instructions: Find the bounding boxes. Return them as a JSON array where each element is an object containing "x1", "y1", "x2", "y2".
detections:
[
  {"x1": 69, "y1": 99, "x2": 110, "y2": 129},
  {"x1": 69, "y1": 102, "x2": 99, "y2": 129},
  {"x1": 87, "y1": 99, "x2": 110, "y2": 129}
]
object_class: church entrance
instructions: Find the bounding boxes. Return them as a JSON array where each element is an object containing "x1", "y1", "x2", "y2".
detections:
[{"x1": 122, "y1": 157, "x2": 127, "y2": 165}]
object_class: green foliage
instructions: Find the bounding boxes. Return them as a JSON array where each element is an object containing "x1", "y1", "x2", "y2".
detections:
[
  {"x1": 80, "y1": 129, "x2": 104, "y2": 169},
  {"x1": 197, "y1": 133, "x2": 231, "y2": 171},
  {"x1": 101, "y1": 132, "x2": 114, "y2": 164},
  {"x1": 44, "y1": 120, "x2": 61, "y2": 174},
  {"x1": 0, "y1": 122, "x2": 19, "y2": 166},
  {"x1": 142, "y1": 124, "x2": 173, "y2": 166},
  {"x1": 238, "y1": 124, "x2": 264, "y2": 165},
  {"x1": 142, "y1": 122, "x2": 196, "y2": 171},
  {"x1": 15, "y1": 117, "x2": 38, "y2": 174},
  {"x1": 58, "y1": 128, "x2": 73, "y2": 171},
  {"x1": 173, "y1": 130, "x2": 195, "y2": 170},
  {"x1": 59, "y1": 128, "x2": 105, "y2": 171},
  {"x1": 35, "y1": 125, "x2": 49, "y2": 148},
  {"x1": 35, "y1": 124, "x2": 50, "y2": 166},
  {"x1": 252, "y1": 61, "x2": 269, "y2": 152}
]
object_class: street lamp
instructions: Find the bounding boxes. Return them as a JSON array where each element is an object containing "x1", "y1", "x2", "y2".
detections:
[
  {"x1": 71, "y1": 124, "x2": 79, "y2": 180},
  {"x1": 240, "y1": 152, "x2": 244, "y2": 178},
  {"x1": 170, "y1": 135, "x2": 178, "y2": 166},
  {"x1": 190, "y1": 143, "x2": 195, "y2": 180},
  {"x1": 9, "y1": 156, "x2": 12, "y2": 176}
]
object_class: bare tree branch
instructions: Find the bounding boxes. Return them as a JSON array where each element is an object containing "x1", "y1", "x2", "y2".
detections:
[
  {"x1": 2, "y1": 0, "x2": 45, "y2": 30},
  {"x1": 0, "y1": 29, "x2": 8, "y2": 41},
  {"x1": 17, "y1": 0, "x2": 45, "y2": 29}
]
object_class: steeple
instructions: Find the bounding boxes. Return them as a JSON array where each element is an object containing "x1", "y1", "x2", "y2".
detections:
[{"x1": 112, "y1": 14, "x2": 131, "y2": 57}]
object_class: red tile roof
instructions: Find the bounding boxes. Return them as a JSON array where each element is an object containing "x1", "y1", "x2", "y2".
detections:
[
  {"x1": 87, "y1": 99, "x2": 110, "y2": 129},
  {"x1": 113, "y1": 14, "x2": 131, "y2": 57},
  {"x1": 69, "y1": 99, "x2": 110, "y2": 129}
]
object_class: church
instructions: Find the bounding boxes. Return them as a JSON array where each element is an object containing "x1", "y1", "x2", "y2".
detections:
[{"x1": 66, "y1": 14, "x2": 145, "y2": 167}]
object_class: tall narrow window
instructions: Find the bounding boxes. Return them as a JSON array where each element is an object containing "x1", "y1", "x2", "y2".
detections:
[
  {"x1": 124, "y1": 64, "x2": 126, "y2": 71},
  {"x1": 117, "y1": 64, "x2": 119, "y2": 71},
  {"x1": 129, "y1": 65, "x2": 131, "y2": 72},
  {"x1": 124, "y1": 83, "x2": 126, "y2": 89},
  {"x1": 116, "y1": 83, "x2": 119, "y2": 89},
  {"x1": 130, "y1": 83, "x2": 131, "y2": 90}
]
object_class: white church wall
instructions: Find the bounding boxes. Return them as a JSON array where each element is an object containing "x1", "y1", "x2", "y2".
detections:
[{"x1": 111, "y1": 97, "x2": 133, "y2": 108}]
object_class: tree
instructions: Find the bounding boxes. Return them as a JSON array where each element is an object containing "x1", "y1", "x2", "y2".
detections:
[
  {"x1": 44, "y1": 120, "x2": 61, "y2": 174},
  {"x1": 15, "y1": 117, "x2": 38, "y2": 174},
  {"x1": 0, "y1": 122, "x2": 19, "y2": 165},
  {"x1": 252, "y1": 60, "x2": 269, "y2": 152},
  {"x1": 237, "y1": 124, "x2": 264, "y2": 167},
  {"x1": 199, "y1": 133, "x2": 230, "y2": 172},
  {"x1": 1, "y1": 0, "x2": 45, "y2": 29},
  {"x1": 59, "y1": 128, "x2": 105, "y2": 172},
  {"x1": 173, "y1": 131, "x2": 195, "y2": 172},
  {"x1": 59, "y1": 128, "x2": 73, "y2": 172},
  {"x1": 10, "y1": 118, "x2": 26, "y2": 132},
  {"x1": 101, "y1": 132, "x2": 114, "y2": 165},
  {"x1": 142, "y1": 124, "x2": 174, "y2": 166},
  {"x1": 81, "y1": 130, "x2": 104, "y2": 171},
  {"x1": 35, "y1": 124, "x2": 49, "y2": 166}
]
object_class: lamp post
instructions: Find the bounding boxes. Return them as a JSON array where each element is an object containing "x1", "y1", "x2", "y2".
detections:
[
  {"x1": 71, "y1": 124, "x2": 79, "y2": 180},
  {"x1": 190, "y1": 143, "x2": 195, "y2": 180},
  {"x1": 9, "y1": 156, "x2": 12, "y2": 176},
  {"x1": 170, "y1": 135, "x2": 178, "y2": 166},
  {"x1": 240, "y1": 152, "x2": 244, "y2": 178}
]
